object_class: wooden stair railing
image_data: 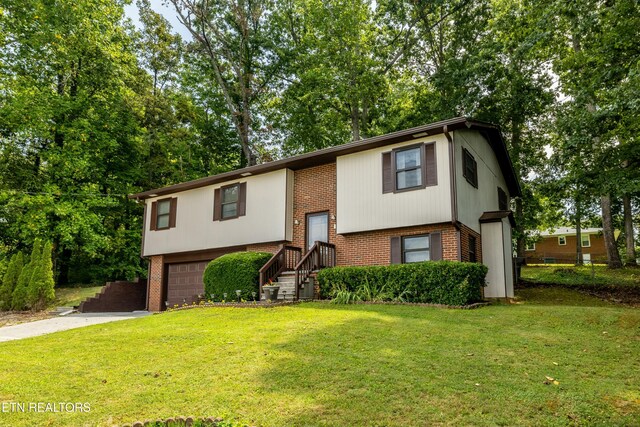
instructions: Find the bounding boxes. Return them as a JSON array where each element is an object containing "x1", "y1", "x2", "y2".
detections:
[
  {"x1": 294, "y1": 241, "x2": 336, "y2": 299},
  {"x1": 259, "y1": 245, "x2": 302, "y2": 292}
]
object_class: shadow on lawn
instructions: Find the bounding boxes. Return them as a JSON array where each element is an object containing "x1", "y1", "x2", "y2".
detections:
[{"x1": 252, "y1": 304, "x2": 594, "y2": 426}]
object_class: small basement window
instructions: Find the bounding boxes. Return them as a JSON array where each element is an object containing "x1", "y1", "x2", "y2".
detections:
[
  {"x1": 462, "y1": 148, "x2": 478, "y2": 188},
  {"x1": 402, "y1": 235, "x2": 430, "y2": 263},
  {"x1": 221, "y1": 184, "x2": 239, "y2": 219},
  {"x1": 558, "y1": 236, "x2": 566, "y2": 246},
  {"x1": 156, "y1": 199, "x2": 171, "y2": 229}
]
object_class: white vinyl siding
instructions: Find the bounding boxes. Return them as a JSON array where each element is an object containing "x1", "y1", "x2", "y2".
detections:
[
  {"x1": 337, "y1": 134, "x2": 451, "y2": 234},
  {"x1": 143, "y1": 169, "x2": 292, "y2": 256},
  {"x1": 455, "y1": 130, "x2": 510, "y2": 234}
]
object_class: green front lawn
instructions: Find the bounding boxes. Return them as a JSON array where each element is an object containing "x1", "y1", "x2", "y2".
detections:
[{"x1": 0, "y1": 290, "x2": 639, "y2": 426}]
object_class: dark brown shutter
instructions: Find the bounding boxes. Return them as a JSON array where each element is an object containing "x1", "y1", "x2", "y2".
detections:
[
  {"x1": 150, "y1": 201, "x2": 158, "y2": 231},
  {"x1": 382, "y1": 152, "x2": 394, "y2": 193},
  {"x1": 169, "y1": 197, "x2": 177, "y2": 228},
  {"x1": 213, "y1": 188, "x2": 221, "y2": 221},
  {"x1": 238, "y1": 182, "x2": 247, "y2": 216},
  {"x1": 430, "y1": 232, "x2": 442, "y2": 261},
  {"x1": 424, "y1": 143, "x2": 437, "y2": 186},
  {"x1": 390, "y1": 236, "x2": 402, "y2": 264}
]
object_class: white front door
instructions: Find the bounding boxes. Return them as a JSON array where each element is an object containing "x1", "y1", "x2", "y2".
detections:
[{"x1": 306, "y1": 212, "x2": 329, "y2": 249}]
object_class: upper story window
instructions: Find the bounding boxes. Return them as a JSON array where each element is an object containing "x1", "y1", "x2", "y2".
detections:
[
  {"x1": 150, "y1": 197, "x2": 177, "y2": 231},
  {"x1": 395, "y1": 147, "x2": 422, "y2": 190},
  {"x1": 581, "y1": 234, "x2": 591, "y2": 247},
  {"x1": 462, "y1": 148, "x2": 478, "y2": 188},
  {"x1": 156, "y1": 199, "x2": 171, "y2": 229},
  {"x1": 558, "y1": 236, "x2": 567, "y2": 246},
  {"x1": 382, "y1": 143, "x2": 437, "y2": 193},
  {"x1": 213, "y1": 182, "x2": 247, "y2": 221},
  {"x1": 498, "y1": 187, "x2": 508, "y2": 210},
  {"x1": 221, "y1": 184, "x2": 239, "y2": 219}
]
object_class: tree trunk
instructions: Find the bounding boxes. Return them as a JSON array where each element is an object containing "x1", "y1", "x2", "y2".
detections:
[
  {"x1": 515, "y1": 197, "x2": 525, "y2": 258},
  {"x1": 350, "y1": 103, "x2": 361, "y2": 141},
  {"x1": 601, "y1": 194, "x2": 622, "y2": 268},
  {"x1": 623, "y1": 195, "x2": 637, "y2": 266},
  {"x1": 575, "y1": 192, "x2": 583, "y2": 265}
]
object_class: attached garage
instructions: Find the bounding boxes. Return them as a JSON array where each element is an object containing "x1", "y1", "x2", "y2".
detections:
[
  {"x1": 160, "y1": 246, "x2": 247, "y2": 309},
  {"x1": 165, "y1": 261, "x2": 209, "y2": 307}
]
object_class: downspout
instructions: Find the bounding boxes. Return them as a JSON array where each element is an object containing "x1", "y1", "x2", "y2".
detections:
[{"x1": 444, "y1": 126, "x2": 462, "y2": 261}]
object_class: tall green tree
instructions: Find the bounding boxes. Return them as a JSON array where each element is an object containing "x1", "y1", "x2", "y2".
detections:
[{"x1": 0, "y1": 0, "x2": 148, "y2": 283}]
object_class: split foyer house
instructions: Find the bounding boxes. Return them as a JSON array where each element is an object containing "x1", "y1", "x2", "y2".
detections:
[{"x1": 130, "y1": 117, "x2": 521, "y2": 311}]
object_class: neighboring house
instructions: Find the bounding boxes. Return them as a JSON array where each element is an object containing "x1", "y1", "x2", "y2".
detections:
[
  {"x1": 524, "y1": 227, "x2": 615, "y2": 264},
  {"x1": 130, "y1": 117, "x2": 521, "y2": 311}
]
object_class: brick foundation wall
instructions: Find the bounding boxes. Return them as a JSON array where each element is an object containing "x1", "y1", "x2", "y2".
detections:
[
  {"x1": 459, "y1": 224, "x2": 482, "y2": 263},
  {"x1": 337, "y1": 224, "x2": 459, "y2": 266},
  {"x1": 148, "y1": 255, "x2": 164, "y2": 312}
]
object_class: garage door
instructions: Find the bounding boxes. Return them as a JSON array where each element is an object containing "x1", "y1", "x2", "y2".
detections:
[{"x1": 166, "y1": 261, "x2": 209, "y2": 307}]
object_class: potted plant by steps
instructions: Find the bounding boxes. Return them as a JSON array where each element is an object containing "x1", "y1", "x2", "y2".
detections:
[{"x1": 262, "y1": 279, "x2": 280, "y2": 301}]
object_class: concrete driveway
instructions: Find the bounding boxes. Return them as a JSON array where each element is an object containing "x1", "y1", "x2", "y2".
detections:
[{"x1": 0, "y1": 312, "x2": 151, "y2": 342}]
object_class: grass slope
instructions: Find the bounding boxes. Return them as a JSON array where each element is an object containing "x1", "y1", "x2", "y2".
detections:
[
  {"x1": 521, "y1": 266, "x2": 640, "y2": 288},
  {"x1": 0, "y1": 291, "x2": 639, "y2": 426}
]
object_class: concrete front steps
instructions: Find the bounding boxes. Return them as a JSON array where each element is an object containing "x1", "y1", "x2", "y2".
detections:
[
  {"x1": 78, "y1": 279, "x2": 146, "y2": 313},
  {"x1": 274, "y1": 271, "x2": 317, "y2": 300}
]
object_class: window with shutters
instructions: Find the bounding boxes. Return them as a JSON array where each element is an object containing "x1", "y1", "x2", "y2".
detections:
[
  {"x1": 462, "y1": 148, "x2": 478, "y2": 188},
  {"x1": 213, "y1": 182, "x2": 247, "y2": 221},
  {"x1": 221, "y1": 184, "x2": 239, "y2": 219},
  {"x1": 498, "y1": 187, "x2": 508, "y2": 210},
  {"x1": 402, "y1": 235, "x2": 430, "y2": 263},
  {"x1": 150, "y1": 197, "x2": 177, "y2": 231},
  {"x1": 382, "y1": 142, "x2": 436, "y2": 193},
  {"x1": 156, "y1": 199, "x2": 171, "y2": 229}
]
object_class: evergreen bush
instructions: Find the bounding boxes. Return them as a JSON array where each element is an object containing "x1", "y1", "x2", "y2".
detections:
[
  {"x1": 11, "y1": 240, "x2": 42, "y2": 311},
  {"x1": 203, "y1": 252, "x2": 273, "y2": 301},
  {"x1": 317, "y1": 261, "x2": 488, "y2": 306},
  {"x1": 27, "y1": 241, "x2": 56, "y2": 311},
  {"x1": 0, "y1": 252, "x2": 24, "y2": 310}
]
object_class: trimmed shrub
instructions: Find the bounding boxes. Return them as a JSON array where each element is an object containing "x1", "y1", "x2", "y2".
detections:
[
  {"x1": 27, "y1": 241, "x2": 55, "y2": 311},
  {"x1": 0, "y1": 252, "x2": 24, "y2": 310},
  {"x1": 12, "y1": 240, "x2": 42, "y2": 311},
  {"x1": 203, "y1": 252, "x2": 273, "y2": 301},
  {"x1": 317, "y1": 261, "x2": 488, "y2": 306}
]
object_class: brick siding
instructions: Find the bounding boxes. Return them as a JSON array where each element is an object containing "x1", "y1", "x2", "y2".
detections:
[
  {"x1": 459, "y1": 224, "x2": 482, "y2": 263},
  {"x1": 148, "y1": 255, "x2": 164, "y2": 312},
  {"x1": 525, "y1": 234, "x2": 608, "y2": 263}
]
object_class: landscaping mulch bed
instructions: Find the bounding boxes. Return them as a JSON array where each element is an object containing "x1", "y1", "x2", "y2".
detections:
[
  {"x1": 518, "y1": 280, "x2": 640, "y2": 307},
  {"x1": 164, "y1": 299, "x2": 489, "y2": 312},
  {"x1": 0, "y1": 310, "x2": 54, "y2": 327}
]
